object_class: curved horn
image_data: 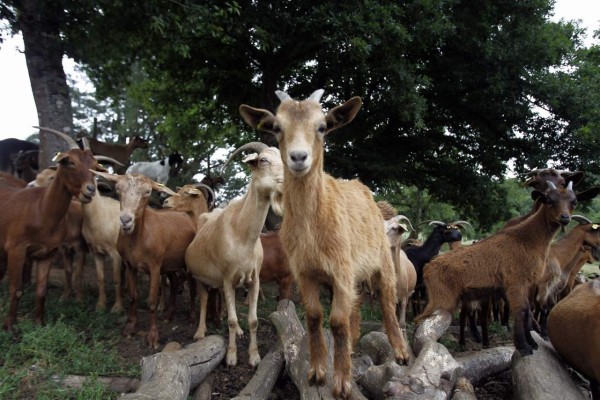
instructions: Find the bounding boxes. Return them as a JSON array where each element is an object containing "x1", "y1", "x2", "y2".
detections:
[
  {"x1": 547, "y1": 180, "x2": 557, "y2": 190},
  {"x1": 451, "y1": 220, "x2": 473, "y2": 230},
  {"x1": 567, "y1": 181, "x2": 573, "y2": 191},
  {"x1": 94, "y1": 155, "x2": 125, "y2": 166},
  {"x1": 428, "y1": 220, "x2": 445, "y2": 227},
  {"x1": 395, "y1": 215, "x2": 414, "y2": 231},
  {"x1": 571, "y1": 215, "x2": 592, "y2": 225},
  {"x1": 34, "y1": 126, "x2": 79, "y2": 149},
  {"x1": 193, "y1": 183, "x2": 215, "y2": 209},
  {"x1": 307, "y1": 89, "x2": 325, "y2": 102},
  {"x1": 275, "y1": 90, "x2": 292, "y2": 102},
  {"x1": 80, "y1": 137, "x2": 90, "y2": 151},
  {"x1": 219, "y1": 142, "x2": 269, "y2": 176}
]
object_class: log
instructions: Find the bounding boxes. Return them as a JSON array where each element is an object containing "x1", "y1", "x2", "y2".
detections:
[
  {"x1": 49, "y1": 374, "x2": 140, "y2": 393},
  {"x1": 230, "y1": 345, "x2": 285, "y2": 400},
  {"x1": 121, "y1": 335, "x2": 226, "y2": 400},
  {"x1": 269, "y1": 299, "x2": 368, "y2": 400},
  {"x1": 412, "y1": 309, "x2": 453, "y2": 356},
  {"x1": 512, "y1": 331, "x2": 587, "y2": 400},
  {"x1": 192, "y1": 374, "x2": 214, "y2": 400}
]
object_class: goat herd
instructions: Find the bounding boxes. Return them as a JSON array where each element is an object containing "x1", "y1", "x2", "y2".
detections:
[{"x1": 1, "y1": 90, "x2": 600, "y2": 399}]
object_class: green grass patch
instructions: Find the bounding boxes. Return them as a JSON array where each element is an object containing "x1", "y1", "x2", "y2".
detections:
[{"x1": 0, "y1": 281, "x2": 138, "y2": 399}]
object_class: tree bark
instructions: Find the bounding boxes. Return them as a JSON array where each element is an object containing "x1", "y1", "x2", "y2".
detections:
[
  {"x1": 17, "y1": 0, "x2": 74, "y2": 168},
  {"x1": 121, "y1": 335, "x2": 226, "y2": 400},
  {"x1": 512, "y1": 331, "x2": 588, "y2": 400},
  {"x1": 269, "y1": 299, "x2": 368, "y2": 400}
]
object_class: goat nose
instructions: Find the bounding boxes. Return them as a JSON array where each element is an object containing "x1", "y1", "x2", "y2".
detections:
[
  {"x1": 290, "y1": 150, "x2": 308, "y2": 164},
  {"x1": 120, "y1": 215, "x2": 132, "y2": 225},
  {"x1": 559, "y1": 214, "x2": 571, "y2": 225}
]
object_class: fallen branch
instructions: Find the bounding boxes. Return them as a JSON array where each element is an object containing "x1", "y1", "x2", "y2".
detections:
[
  {"x1": 512, "y1": 331, "x2": 588, "y2": 400},
  {"x1": 269, "y1": 299, "x2": 368, "y2": 400},
  {"x1": 230, "y1": 345, "x2": 285, "y2": 400},
  {"x1": 121, "y1": 335, "x2": 226, "y2": 400}
]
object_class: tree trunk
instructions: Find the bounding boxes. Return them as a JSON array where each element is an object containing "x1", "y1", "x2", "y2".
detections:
[
  {"x1": 512, "y1": 331, "x2": 588, "y2": 400},
  {"x1": 269, "y1": 299, "x2": 368, "y2": 400},
  {"x1": 17, "y1": 0, "x2": 74, "y2": 168}
]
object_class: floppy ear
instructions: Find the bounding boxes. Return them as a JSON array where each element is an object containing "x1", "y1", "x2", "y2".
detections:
[
  {"x1": 242, "y1": 153, "x2": 259, "y2": 170},
  {"x1": 239, "y1": 105, "x2": 276, "y2": 133},
  {"x1": 576, "y1": 187, "x2": 600, "y2": 202},
  {"x1": 324, "y1": 96, "x2": 362, "y2": 133}
]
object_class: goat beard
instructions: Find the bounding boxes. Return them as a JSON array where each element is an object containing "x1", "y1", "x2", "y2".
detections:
[{"x1": 270, "y1": 189, "x2": 284, "y2": 217}]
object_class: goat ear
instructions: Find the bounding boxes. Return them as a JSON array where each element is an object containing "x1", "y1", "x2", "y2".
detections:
[
  {"x1": 239, "y1": 105, "x2": 276, "y2": 132},
  {"x1": 242, "y1": 153, "x2": 259, "y2": 169},
  {"x1": 531, "y1": 190, "x2": 546, "y2": 202},
  {"x1": 151, "y1": 181, "x2": 176, "y2": 196},
  {"x1": 576, "y1": 187, "x2": 600, "y2": 202},
  {"x1": 564, "y1": 171, "x2": 585, "y2": 187},
  {"x1": 325, "y1": 96, "x2": 362, "y2": 133}
]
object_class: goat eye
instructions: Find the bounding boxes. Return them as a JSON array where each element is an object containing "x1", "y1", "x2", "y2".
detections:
[
  {"x1": 317, "y1": 124, "x2": 326, "y2": 135},
  {"x1": 272, "y1": 125, "x2": 281, "y2": 135},
  {"x1": 259, "y1": 158, "x2": 270, "y2": 165}
]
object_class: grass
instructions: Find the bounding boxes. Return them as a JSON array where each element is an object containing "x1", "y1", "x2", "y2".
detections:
[{"x1": 0, "y1": 281, "x2": 139, "y2": 399}]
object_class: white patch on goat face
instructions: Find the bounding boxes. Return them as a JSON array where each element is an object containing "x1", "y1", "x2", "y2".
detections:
[{"x1": 115, "y1": 175, "x2": 151, "y2": 234}]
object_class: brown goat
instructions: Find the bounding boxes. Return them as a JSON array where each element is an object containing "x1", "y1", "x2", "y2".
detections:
[
  {"x1": 533, "y1": 215, "x2": 600, "y2": 335},
  {"x1": 561, "y1": 244, "x2": 598, "y2": 298},
  {"x1": 548, "y1": 280, "x2": 600, "y2": 399},
  {"x1": 416, "y1": 181, "x2": 593, "y2": 356},
  {"x1": 93, "y1": 172, "x2": 195, "y2": 348},
  {"x1": 0, "y1": 128, "x2": 102, "y2": 330},
  {"x1": 85, "y1": 135, "x2": 149, "y2": 166},
  {"x1": 240, "y1": 89, "x2": 409, "y2": 399},
  {"x1": 259, "y1": 230, "x2": 292, "y2": 301}
]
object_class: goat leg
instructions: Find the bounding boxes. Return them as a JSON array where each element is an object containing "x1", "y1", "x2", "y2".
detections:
[
  {"x1": 3, "y1": 250, "x2": 27, "y2": 331},
  {"x1": 123, "y1": 265, "x2": 138, "y2": 338},
  {"x1": 34, "y1": 257, "x2": 53, "y2": 326},
  {"x1": 299, "y1": 278, "x2": 327, "y2": 386}
]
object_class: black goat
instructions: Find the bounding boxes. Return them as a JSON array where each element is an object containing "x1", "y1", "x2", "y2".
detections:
[
  {"x1": 405, "y1": 221, "x2": 463, "y2": 316},
  {"x1": 0, "y1": 138, "x2": 39, "y2": 177}
]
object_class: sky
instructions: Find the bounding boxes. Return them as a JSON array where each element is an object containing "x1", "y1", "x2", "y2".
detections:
[{"x1": 0, "y1": 0, "x2": 598, "y2": 141}]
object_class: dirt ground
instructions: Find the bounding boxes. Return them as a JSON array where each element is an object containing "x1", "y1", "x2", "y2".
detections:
[{"x1": 46, "y1": 265, "x2": 513, "y2": 399}]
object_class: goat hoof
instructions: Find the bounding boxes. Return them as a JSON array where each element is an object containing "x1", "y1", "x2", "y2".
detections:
[
  {"x1": 226, "y1": 351, "x2": 237, "y2": 366},
  {"x1": 111, "y1": 304, "x2": 124, "y2": 314},
  {"x1": 308, "y1": 365, "x2": 326, "y2": 386},
  {"x1": 332, "y1": 375, "x2": 352, "y2": 400},
  {"x1": 249, "y1": 352, "x2": 261, "y2": 367}
]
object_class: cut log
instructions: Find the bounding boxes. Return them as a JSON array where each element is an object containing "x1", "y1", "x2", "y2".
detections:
[
  {"x1": 230, "y1": 345, "x2": 285, "y2": 400},
  {"x1": 512, "y1": 331, "x2": 587, "y2": 400},
  {"x1": 269, "y1": 299, "x2": 368, "y2": 400},
  {"x1": 192, "y1": 374, "x2": 214, "y2": 400},
  {"x1": 412, "y1": 309, "x2": 453, "y2": 356},
  {"x1": 121, "y1": 335, "x2": 226, "y2": 400}
]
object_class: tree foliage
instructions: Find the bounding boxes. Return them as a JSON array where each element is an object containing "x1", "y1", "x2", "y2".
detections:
[{"x1": 2, "y1": 0, "x2": 599, "y2": 227}]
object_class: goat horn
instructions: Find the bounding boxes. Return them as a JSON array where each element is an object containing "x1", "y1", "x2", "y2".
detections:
[
  {"x1": 567, "y1": 181, "x2": 573, "y2": 191},
  {"x1": 429, "y1": 220, "x2": 445, "y2": 226},
  {"x1": 395, "y1": 215, "x2": 414, "y2": 231},
  {"x1": 219, "y1": 142, "x2": 269, "y2": 176},
  {"x1": 307, "y1": 89, "x2": 325, "y2": 102},
  {"x1": 275, "y1": 90, "x2": 292, "y2": 102},
  {"x1": 547, "y1": 181, "x2": 557, "y2": 190},
  {"x1": 94, "y1": 155, "x2": 124, "y2": 166},
  {"x1": 451, "y1": 220, "x2": 473, "y2": 230},
  {"x1": 571, "y1": 215, "x2": 592, "y2": 224},
  {"x1": 34, "y1": 126, "x2": 79, "y2": 150},
  {"x1": 519, "y1": 168, "x2": 545, "y2": 176},
  {"x1": 193, "y1": 183, "x2": 215, "y2": 209}
]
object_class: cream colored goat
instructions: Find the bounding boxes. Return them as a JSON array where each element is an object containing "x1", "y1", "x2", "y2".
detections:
[
  {"x1": 240, "y1": 90, "x2": 410, "y2": 399},
  {"x1": 184, "y1": 142, "x2": 283, "y2": 367}
]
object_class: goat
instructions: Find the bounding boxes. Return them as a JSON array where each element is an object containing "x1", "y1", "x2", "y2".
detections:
[
  {"x1": 383, "y1": 215, "x2": 416, "y2": 331},
  {"x1": 259, "y1": 229, "x2": 292, "y2": 301},
  {"x1": 0, "y1": 127, "x2": 102, "y2": 330},
  {"x1": 126, "y1": 152, "x2": 184, "y2": 186},
  {"x1": 416, "y1": 181, "x2": 597, "y2": 356},
  {"x1": 561, "y1": 244, "x2": 599, "y2": 298},
  {"x1": 83, "y1": 135, "x2": 149, "y2": 166},
  {"x1": 0, "y1": 138, "x2": 39, "y2": 177},
  {"x1": 11, "y1": 149, "x2": 39, "y2": 182},
  {"x1": 92, "y1": 171, "x2": 195, "y2": 348},
  {"x1": 240, "y1": 89, "x2": 410, "y2": 399},
  {"x1": 405, "y1": 220, "x2": 463, "y2": 315},
  {"x1": 184, "y1": 142, "x2": 284, "y2": 367},
  {"x1": 548, "y1": 280, "x2": 600, "y2": 399},
  {"x1": 533, "y1": 215, "x2": 600, "y2": 336},
  {"x1": 0, "y1": 172, "x2": 27, "y2": 189}
]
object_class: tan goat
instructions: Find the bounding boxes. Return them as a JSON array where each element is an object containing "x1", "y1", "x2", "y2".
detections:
[
  {"x1": 0, "y1": 128, "x2": 103, "y2": 330},
  {"x1": 548, "y1": 280, "x2": 600, "y2": 398},
  {"x1": 92, "y1": 171, "x2": 196, "y2": 348},
  {"x1": 184, "y1": 142, "x2": 284, "y2": 367},
  {"x1": 416, "y1": 181, "x2": 590, "y2": 356},
  {"x1": 240, "y1": 90, "x2": 410, "y2": 399}
]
